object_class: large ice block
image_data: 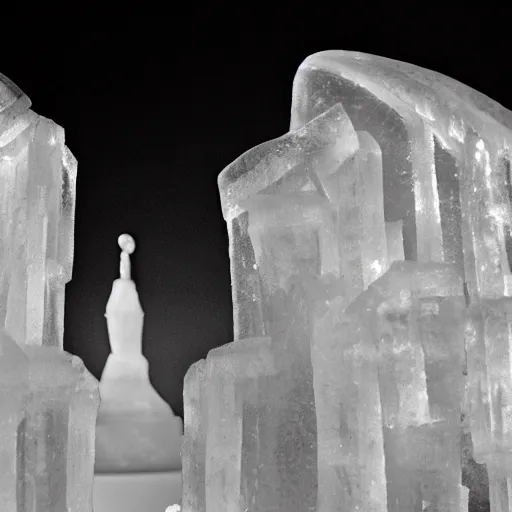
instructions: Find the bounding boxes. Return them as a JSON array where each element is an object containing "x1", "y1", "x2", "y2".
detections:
[
  {"x1": 0, "y1": 72, "x2": 99, "y2": 511},
  {"x1": 183, "y1": 50, "x2": 512, "y2": 512}
]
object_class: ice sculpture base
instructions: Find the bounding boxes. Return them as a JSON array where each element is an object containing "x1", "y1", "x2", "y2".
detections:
[
  {"x1": 95, "y1": 353, "x2": 183, "y2": 473},
  {"x1": 93, "y1": 470, "x2": 182, "y2": 512}
]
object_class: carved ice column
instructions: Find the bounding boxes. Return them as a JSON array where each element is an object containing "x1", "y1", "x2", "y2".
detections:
[{"x1": 0, "y1": 72, "x2": 99, "y2": 511}]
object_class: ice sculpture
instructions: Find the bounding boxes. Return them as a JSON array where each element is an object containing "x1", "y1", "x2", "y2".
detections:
[
  {"x1": 95, "y1": 234, "x2": 182, "y2": 473},
  {"x1": 182, "y1": 50, "x2": 512, "y2": 511},
  {"x1": 0, "y1": 73, "x2": 99, "y2": 510}
]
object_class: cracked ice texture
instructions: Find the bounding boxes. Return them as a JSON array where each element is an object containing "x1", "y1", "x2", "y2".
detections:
[
  {"x1": 0, "y1": 73, "x2": 99, "y2": 511},
  {"x1": 185, "y1": 50, "x2": 512, "y2": 512}
]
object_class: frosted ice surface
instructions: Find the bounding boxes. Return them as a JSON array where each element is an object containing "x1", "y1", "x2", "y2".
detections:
[
  {"x1": 183, "y1": 50, "x2": 512, "y2": 511},
  {"x1": 219, "y1": 102, "x2": 359, "y2": 223}
]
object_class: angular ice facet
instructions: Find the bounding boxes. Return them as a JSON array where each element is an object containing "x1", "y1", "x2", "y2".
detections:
[
  {"x1": 0, "y1": 330, "x2": 29, "y2": 512},
  {"x1": 219, "y1": 103, "x2": 358, "y2": 222}
]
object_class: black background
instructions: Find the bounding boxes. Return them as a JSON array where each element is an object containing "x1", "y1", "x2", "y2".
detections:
[
  {"x1": 3, "y1": 17, "x2": 511, "y2": 511},
  {"x1": 3, "y1": 23, "x2": 510, "y2": 423}
]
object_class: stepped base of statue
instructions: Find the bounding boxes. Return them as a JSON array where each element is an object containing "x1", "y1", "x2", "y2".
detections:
[
  {"x1": 95, "y1": 353, "x2": 183, "y2": 473},
  {"x1": 93, "y1": 470, "x2": 182, "y2": 512}
]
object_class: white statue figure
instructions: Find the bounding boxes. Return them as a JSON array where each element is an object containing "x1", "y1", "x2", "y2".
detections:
[{"x1": 95, "y1": 233, "x2": 183, "y2": 473}]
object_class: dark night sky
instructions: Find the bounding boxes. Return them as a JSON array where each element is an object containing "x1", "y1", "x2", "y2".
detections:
[{"x1": 2, "y1": 22, "x2": 510, "y2": 420}]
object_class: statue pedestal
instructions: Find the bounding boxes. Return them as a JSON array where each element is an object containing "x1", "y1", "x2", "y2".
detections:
[{"x1": 93, "y1": 471, "x2": 182, "y2": 512}]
